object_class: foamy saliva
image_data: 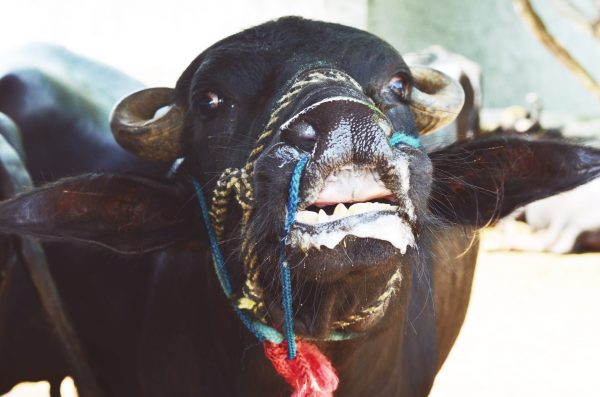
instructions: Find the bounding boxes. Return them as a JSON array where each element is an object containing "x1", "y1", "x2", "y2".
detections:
[{"x1": 289, "y1": 211, "x2": 415, "y2": 252}]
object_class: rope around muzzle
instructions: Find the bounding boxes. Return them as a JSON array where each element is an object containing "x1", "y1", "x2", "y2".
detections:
[
  {"x1": 192, "y1": 68, "x2": 422, "y2": 396},
  {"x1": 194, "y1": 157, "x2": 341, "y2": 397}
]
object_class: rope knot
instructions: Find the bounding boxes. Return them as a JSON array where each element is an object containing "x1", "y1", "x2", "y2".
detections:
[{"x1": 264, "y1": 340, "x2": 339, "y2": 397}]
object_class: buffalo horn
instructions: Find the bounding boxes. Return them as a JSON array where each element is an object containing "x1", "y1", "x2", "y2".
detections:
[
  {"x1": 409, "y1": 66, "x2": 465, "y2": 135},
  {"x1": 110, "y1": 87, "x2": 184, "y2": 161}
]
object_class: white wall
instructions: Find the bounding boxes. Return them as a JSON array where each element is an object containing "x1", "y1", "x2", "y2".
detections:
[
  {"x1": 369, "y1": 0, "x2": 600, "y2": 115},
  {"x1": 1, "y1": 0, "x2": 367, "y2": 86}
]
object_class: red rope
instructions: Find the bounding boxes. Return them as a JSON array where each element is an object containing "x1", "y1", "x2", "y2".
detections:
[{"x1": 264, "y1": 340, "x2": 339, "y2": 397}]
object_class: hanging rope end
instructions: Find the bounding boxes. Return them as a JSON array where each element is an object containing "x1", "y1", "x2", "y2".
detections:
[{"x1": 264, "y1": 339, "x2": 339, "y2": 397}]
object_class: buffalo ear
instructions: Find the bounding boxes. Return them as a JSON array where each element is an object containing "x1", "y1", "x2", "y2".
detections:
[
  {"x1": 0, "y1": 174, "x2": 197, "y2": 254},
  {"x1": 429, "y1": 136, "x2": 600, "y2": 226}
]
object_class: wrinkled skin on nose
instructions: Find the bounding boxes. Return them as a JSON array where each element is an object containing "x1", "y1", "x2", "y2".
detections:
[
  {"x1": 285, "y1": 98, "x2": 431, "y2": 213},
  {"x1": 250, "y1": 88, "x2": 432, "y2": 337}
]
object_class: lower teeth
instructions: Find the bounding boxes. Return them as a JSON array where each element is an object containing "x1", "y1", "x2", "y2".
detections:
[{"x1": 296, "y1": 202, "x2": 398, "y2": 224}]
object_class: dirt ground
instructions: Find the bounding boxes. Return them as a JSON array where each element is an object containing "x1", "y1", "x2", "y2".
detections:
[
  {"x1": 429, "y1": 228, "x2": 600, "y2": 396},
  {"x1": 3, "y1": 227, "x2": 600, "y2": 397}
]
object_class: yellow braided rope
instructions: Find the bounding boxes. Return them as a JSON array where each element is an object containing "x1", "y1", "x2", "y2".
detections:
[{"x1": 332, "y1": 268, "x2": 402, "y2": 329}]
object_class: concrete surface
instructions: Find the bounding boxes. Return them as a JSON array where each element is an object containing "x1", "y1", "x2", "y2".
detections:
[{"x1": 430, "y1": 228, "x2": 600, "y2": 396}]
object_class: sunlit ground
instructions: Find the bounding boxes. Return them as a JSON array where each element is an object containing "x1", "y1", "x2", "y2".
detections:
[
  {"x1": 430, "y1": 227, "x2": 600, "y2": 396},
  {"x1": 3, "y1": 226, "x2": 600, "y2": 396}
]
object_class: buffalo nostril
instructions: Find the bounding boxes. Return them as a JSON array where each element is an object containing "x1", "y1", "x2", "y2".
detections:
[{"x1": 280, "y1": 121, "x2": 318, "y2": 152}]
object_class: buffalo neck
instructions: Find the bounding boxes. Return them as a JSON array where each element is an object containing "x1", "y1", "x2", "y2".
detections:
[{"x1": 195, "y1": 247, "x2": 437, "y2": 396}]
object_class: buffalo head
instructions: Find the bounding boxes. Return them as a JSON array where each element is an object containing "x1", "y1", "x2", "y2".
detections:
[{"x1": 109, "y1": 18, "x2": 467, "y2": 338}]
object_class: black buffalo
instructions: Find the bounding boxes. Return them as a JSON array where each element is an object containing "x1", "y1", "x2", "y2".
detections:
[{"x1": 1, "y1": 17, "x2": 599, "y2": 397}]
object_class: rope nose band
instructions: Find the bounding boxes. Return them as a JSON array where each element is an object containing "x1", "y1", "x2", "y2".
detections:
[{"x1": 390, "y1": 131, "x2": 422, "y2": 148}]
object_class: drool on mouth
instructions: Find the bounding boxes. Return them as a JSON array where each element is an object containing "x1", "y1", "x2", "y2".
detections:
[{"x1": 289, "y1": 166, "x2": 415, "y2": 252}]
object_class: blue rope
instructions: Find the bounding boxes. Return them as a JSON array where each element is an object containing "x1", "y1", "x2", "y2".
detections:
[
  {"x1": 192, "y1": 154, "x2": 355, "y2": 354},
  {"x1": 193, "y1": 178, "x2": 282, "y2": 343},
  {"x1": 192, "y1": 179, "x2": 233, "y2": 296},
  {"x1": 279, "y1": 155, "x2": 310, "y2": 359},
  {"x1": 192, "y1": 155, "x2": 309, "y2": 356},
  {"x1": 390, "y1": 131, "x2": 421, "y2": 149}
]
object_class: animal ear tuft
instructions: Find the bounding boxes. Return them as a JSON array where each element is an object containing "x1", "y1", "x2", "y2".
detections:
[
  {"x1": 429, "y1": 136, "x2": 600, "y2": 226},
  {"x1": 0, "y1": 174, "x2": 197, "y2": 254}
]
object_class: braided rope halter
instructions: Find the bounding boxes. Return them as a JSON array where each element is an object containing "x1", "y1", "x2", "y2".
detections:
[{"x1": 192, "y1": 68, "x2": 421, "y2": 396}]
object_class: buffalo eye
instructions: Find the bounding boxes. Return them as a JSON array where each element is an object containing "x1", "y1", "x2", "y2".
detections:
[
  {"x1": 388, "y1": 74, "x2": 409, "y2": 101},
  {"x1": 195, "y1": 91, "x2": 222, "y2": 119}
]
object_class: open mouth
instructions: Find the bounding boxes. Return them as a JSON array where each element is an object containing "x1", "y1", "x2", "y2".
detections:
[{"x1": 288, "y1": 165, "x2": 416, "y2": 253}]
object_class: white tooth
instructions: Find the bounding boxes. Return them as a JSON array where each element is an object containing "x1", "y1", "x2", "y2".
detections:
[
  {"x1": 318, "y1": 209, "x2": 328, "y2": 223},
  {"x1": 296, "y1": 210, "x2": 318, "y2": 224},
  {"x1": 349, "y1": 202, "x2": 372, "y2": 215},
  {"x1": 346, "y1": 201, "x2": 400, "y2": 215},
  {"x1": 333, "y1": 203, "x2": 348, "y2": 217},
  {"x1": 296, "y1": 211, "x2": 308, "y2": 223}
]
